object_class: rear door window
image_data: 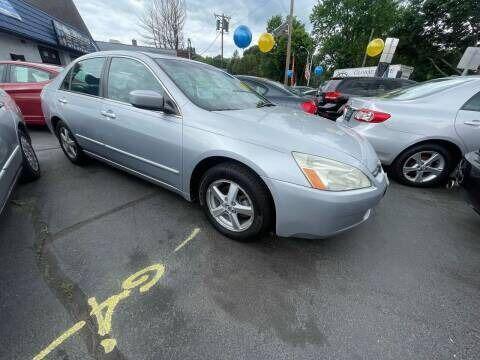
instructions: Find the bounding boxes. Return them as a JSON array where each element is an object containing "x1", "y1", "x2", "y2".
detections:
[{"x1": 69, "y1": 57, "x2": 105, "y2": 96}]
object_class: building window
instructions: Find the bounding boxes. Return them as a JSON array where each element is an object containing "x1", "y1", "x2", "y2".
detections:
[
  {"x1": 38, "y1": 46, "x2": 61, "y2": 65},
  {"x1": 10, "y1": 54, "x2": 25, "y2": 61}
]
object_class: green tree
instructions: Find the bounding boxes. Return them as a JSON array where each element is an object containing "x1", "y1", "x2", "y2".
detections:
[{"x1": 310, "y1": 0, "x2": 400, "y2": 71}]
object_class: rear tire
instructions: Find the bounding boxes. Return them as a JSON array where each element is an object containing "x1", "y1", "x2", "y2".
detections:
[
  {"x1": 392, "y1": 143, "x2": 453, "y2": 187},
  {"x1": 198, "y1": 163, "x2": 273, "y2": 242},
  {"x1": 18, "y1": 129, "x2": 41, "y2": 182},
  {"x1": 56, "y1": 120, "x2": 87, "y2": 165}
]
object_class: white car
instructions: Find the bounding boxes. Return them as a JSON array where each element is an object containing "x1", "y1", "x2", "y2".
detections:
[{"x1": 337, "y1": 76, "x2": 480, "y2": 187}]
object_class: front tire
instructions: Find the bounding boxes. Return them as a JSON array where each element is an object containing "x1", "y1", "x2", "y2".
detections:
[
  {"x1": 392, "y1": 143, "x2": 453, "y2": 187},
  {"x1": 18, "y1": 129, "x2": 41, "y2": 182},
  {"x1": 56, "y1": 121, "x2": 87, "y2": 165},
  {"x1": 199, "y1": 163, "x2": 273, "y2": 241}
]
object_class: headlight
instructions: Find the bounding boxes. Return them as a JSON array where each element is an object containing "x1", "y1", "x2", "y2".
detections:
[{"x1": 292, "y1": 152, "x2": 371, "y2": 191}]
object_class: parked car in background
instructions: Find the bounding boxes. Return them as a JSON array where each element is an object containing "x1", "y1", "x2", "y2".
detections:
[
  {"x1": 290, "y1": 86, "x2": 315, "y2": 96},
  {"x1": 236, "y1": 75, "x2": 318, "y2": 114},
  {"x1": 0, "y1": 89, "x2": 41, "y2": 214},
  {"x1": 317, "y1": 77, "x2": 416, "y2": 120},
  {"x1": 337, "y1": 76, "x2": 480, "y2": 187},
  {"x1": 0, "y1": 61, "x2": 61, "y2": 125},
  {"x1": 455, "y1": 150, "x2": 480, "y2": 215},
  {"x1": 41, "y1": 51, "x2": 388, "y2": 241}
]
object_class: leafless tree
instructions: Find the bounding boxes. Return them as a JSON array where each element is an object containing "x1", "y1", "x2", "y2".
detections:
[{"x1": 139, "y1": 0, "x2": 186, "y2": 50}]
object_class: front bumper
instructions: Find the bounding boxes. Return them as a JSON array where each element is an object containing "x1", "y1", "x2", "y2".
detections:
[{"x1": 265, "y1": 173, "x2": 388, "y2": 239}]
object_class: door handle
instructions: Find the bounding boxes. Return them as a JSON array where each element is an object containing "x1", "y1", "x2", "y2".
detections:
[
  {"x1": 58, "y1": 98, "x2": 67, "y2": 104},
  {"x1": 101, "y1": 110, "x2": 116, "y2": 119},
  {"x1": 464, "y1": 120, "x2": 480, "y2": 126}
]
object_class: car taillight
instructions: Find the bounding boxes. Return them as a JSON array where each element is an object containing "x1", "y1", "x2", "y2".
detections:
[
  {"x1": 353, "y1": 108, "x2": 391, "y2": 123},
  {"x1": 300, "y1": 100, "x2": 317, "y2": 114},
  {"x1": 324, "y1": 91, "x2": 342, "y2": 101}
]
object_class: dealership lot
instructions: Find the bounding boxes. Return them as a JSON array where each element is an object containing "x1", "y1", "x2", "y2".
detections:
[{"x1": 0, "y1": 128, "x2": 479, "y2": 359}]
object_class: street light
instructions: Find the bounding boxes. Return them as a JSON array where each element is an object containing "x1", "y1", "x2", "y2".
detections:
[{"x1": 299, "y1": 45, "x2": 314, "y2": 86}]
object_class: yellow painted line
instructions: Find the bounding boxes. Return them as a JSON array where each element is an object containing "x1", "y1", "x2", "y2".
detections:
[
  {"x1": 174, "y1": 228, "x2": 201, "y2": 253},
  {"x1": 33, "y1": 321, "x2": 86, "y2": 360},
  {"x1": 33, "y1": 229, "x2": 190, "y2": 359}
]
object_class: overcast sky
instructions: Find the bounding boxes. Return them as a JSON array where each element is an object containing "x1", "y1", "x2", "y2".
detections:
[{"x1": 72, "y1": 0, "x2": 315, "y2": 57}]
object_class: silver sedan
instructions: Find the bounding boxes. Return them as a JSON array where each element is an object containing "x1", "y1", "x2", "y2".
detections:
[
  {"x1": 0, "y1": 89, "x2": 40, "y2": 214},
  {"x1": 41, "y1": 51, "x2": 387, "y2": 241},
  {"x1": 337, "y1": 77, "x2": 480, "y2": 187}
]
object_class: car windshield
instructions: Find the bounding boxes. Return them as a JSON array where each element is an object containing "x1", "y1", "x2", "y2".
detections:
[
  {"x1": 155, "y1": 59, "x2": 271, "y2": 111},
  {"x1": 380, "y1": 77, "x2": 473, "y2": 100}
]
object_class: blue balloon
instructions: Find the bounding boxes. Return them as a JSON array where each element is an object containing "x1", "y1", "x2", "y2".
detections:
[
  {"x1": 314, "y1": 66, "x2": 324, "y2": 76},
  {"x1": 287, "y1": 69, "x2": 294, "y2": 78},
  {"x1": 233, "y1": 25, "x2": 252, "y2": 49}
]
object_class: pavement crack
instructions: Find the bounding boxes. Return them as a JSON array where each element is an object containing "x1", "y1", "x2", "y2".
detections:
[
  {"x1": 34, "y1": 146, "x2": 61, "y2": 152},
  {"x1": 50, "y1": 192, "x2": 157, "y2": 242}
]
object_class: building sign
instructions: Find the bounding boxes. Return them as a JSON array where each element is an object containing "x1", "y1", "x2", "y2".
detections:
[
  {"x1": 333, "y1": 65, "x2": 414, "y2": 79},
  {"x1": 53, "y1": 20, "x2": 92, "y2": 53},
  {"x1": 0, "y1": 0, "x2": 22, "y2": 21}
]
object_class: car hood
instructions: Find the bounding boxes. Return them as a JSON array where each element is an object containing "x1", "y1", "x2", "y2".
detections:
[{"x1": 211, "y1": 106, "x2": 378, "y2": 171}]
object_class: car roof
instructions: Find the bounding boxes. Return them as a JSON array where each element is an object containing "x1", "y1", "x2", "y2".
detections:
[
  {"x1": 0, "y1": 60, "x2": 62, "y2": 73},
  {"x1": 78, "y1": 50, "x2": 223, "y2": 71}
]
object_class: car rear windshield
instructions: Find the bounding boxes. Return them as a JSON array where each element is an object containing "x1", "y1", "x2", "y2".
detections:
[
  {"x1": 155, "y1": 59, "x2": 270, "y2": 111},
  {"x1": 262, "y1": 78, "x2": 298, "y2": 96},
  {"x1": 321, "y1": 80, "x2": 342, "y2": 92},
  {"x1": 380, "y1": 78, "x2": 473, "y2": 100}
]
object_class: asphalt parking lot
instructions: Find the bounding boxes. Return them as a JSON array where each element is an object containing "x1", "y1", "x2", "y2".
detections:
[{"x1": 0, "y1": 128, "x2": 479, "y2": 360}]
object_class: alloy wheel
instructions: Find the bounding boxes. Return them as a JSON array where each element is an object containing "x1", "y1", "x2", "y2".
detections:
[
  {"x1": 402, "y1": 151, "x2": 446, "y2": 184},
  {"x1": 59, "y1": 127, "x2": 77, "y2": 159},
  {"x1": 20, "y1": 135, "x2": 39, "y2": 172},
  {"x1": 206, "y1": 179, "x2": 254, "y2": 232}
]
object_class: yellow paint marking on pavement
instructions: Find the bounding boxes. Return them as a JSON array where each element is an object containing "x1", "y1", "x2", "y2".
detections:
[
  {"x1": 33, "y1": 262, "x2": 167, "y2": 359},
  {"x1": 174, "y1": 228, "x2": 201, "y2": 253},
  {"x1": 122, "y1": 263, "x2": 166, "y2": 293},
  {"x1": 100, "y1": 338, "x2": 117, "y2": 353},
  {"x1": 33, "y1": 321, "x2": 86, "y2": 360},
  {"x1": 33, "y1": 229, "x2": 196, "y2": 358}
]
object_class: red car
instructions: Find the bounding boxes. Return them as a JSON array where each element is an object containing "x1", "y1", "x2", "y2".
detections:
[{"x1": 0, "y1": 61, "x2": 61, "y2": 125}]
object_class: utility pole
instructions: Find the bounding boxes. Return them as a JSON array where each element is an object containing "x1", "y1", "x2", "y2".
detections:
[
  {"x1": 362, "y1": 28, "x2": 375, "y2": 67},
  {"x1": 215, "y1": 13, "x2": 230, "y2": 61},
  {"x1": 284, "y1": 0, "x2": 295, "y2": 85},
  {"x1": 187, "y1": 38, "x2": 192, "y2": 60}
]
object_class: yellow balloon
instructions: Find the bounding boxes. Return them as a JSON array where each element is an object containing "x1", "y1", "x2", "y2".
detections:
[
  {"x1": 258, "y1": 33, "x2": 275, "y2": 53},
  {"x1": 366, "y1": 38, "x2": 384, "y2": 57}
]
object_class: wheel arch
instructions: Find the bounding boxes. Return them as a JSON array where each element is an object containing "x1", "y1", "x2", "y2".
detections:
[
  {"x1": 50, "y1": 116, "x2": 63, "y2": 136},
  {"x1": 188, "y1": 155, "x2": 276, "y2": 228},
  {"x1": 392, "y1": 138, "x2": 464, "y2": 167}
]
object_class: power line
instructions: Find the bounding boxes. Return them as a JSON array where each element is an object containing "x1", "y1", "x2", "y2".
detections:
[{"x1": 198, "y1": 32, "x2": 220, "y2": 55}]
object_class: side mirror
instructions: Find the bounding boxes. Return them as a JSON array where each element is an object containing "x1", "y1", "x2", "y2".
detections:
[{"x1": 129, "y1": 90, "x2": 165, "y2": 111}]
